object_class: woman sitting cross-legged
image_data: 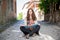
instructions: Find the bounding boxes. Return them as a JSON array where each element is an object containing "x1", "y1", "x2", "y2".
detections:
[{"x1": 20, "y1": 8, "x2": 40, "y2": 39}]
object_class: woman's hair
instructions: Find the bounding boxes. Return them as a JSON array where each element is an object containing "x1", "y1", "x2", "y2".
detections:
[{"x1": 27, "y1": 8, "x2": 37, "y2": 21}]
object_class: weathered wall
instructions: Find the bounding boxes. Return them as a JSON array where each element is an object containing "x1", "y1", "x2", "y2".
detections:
[{"x1": 0, "y1": 0, "x2": 16, "y2": 25}]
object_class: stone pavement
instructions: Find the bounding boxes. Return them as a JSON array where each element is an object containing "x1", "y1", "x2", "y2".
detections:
[{"x1": 0, "y1": 20, "x2": 60, "y2": 40}]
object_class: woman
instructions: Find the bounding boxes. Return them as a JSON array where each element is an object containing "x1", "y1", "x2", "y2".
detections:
[{"x1": 20, "y1": 8, "x2": 40, "y2": 39}]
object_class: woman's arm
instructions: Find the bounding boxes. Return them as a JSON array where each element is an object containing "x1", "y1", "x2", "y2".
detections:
[
  {"x1": 27, "y1": 20, "x2": 35, "y2": 26},
  {"x1": 25, "y1": 17, "x2": 28, "y2": 25},
  {"x1": 34, "y1": 20, "x2": 41, "y2": 25}
]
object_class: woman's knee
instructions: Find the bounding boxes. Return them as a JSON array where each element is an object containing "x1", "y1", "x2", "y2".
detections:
[
  {"x1": 36, "y1": 25, "x2": 40, "y2": 29},
  {"x1": 20, "y1": 26, "x2": 25, "y2": 30}
]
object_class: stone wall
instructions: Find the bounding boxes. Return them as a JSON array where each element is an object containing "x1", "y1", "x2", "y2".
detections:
[{"x1": 0, "y1": 0, "x2": 16, "y2": 25}]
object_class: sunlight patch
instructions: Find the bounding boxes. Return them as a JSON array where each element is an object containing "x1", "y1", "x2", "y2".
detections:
[
  {"x1": 11, "y1": 30, "x2": 21, "y2": 32},
  {"x1": 19, "y1": 32, "x2": 55, "y2": 40}
]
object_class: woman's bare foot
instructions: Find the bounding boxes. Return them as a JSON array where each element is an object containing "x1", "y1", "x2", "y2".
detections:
[
  {"x1": 26, "y1": 34, "x2": 29, "y2": 39},
  {"x1": 32, "y1": 33, "x2": 37, "y2": 37}
]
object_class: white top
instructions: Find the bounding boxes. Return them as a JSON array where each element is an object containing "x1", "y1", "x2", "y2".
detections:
[{"x1": 24, "y1": 18, "x2": 40, "y2": 26}]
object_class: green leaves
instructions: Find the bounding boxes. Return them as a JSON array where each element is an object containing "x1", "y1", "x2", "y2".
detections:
[
  {"x1": 39, "y1": 0, "x2": 59, "y2": 14},
  {"x1": 17, "y1": 12, "x2": 23, "y2": 20},
  {"x1": 39, "y1": 0, "x2": 49, "y2": 14}
]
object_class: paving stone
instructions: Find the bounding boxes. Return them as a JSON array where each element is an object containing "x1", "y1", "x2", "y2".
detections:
[{"x1": 0, "y1": 20, "x2": 60, "y2": 40}]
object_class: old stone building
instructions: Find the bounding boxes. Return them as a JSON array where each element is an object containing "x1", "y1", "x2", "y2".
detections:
[
  {"x1": 0, "y1": 0, "x2": 16, "y2": 25},
  {"x1": 22, "y1": 0, "x2": 42, "y2": 21}
]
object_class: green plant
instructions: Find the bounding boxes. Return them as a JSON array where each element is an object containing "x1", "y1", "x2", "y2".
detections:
[
  {"x1": 17, "y1": 12, "x2": 23, "y2": 20},
  {"x1": 39, "y1": 0, "x2": 59, "y2": 14}
]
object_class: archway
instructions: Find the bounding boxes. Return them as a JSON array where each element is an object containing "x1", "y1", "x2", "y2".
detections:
[{"x1": 16, "y1": 0, "x2": 44, "y2": 21}]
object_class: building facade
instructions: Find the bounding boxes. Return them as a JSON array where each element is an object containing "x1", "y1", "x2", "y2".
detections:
[{"x1": 0, "y1": 0, "x2": 16, "y2": 25}]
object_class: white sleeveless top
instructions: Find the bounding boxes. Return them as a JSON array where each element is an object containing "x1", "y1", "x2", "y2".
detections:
[{"x1": 24, "y1": 18, "x2": 40, "y2": 26}]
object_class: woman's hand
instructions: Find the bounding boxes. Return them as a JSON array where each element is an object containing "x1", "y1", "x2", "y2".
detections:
[
  {"x1": 30, "y1": 20, "x2": 34, "y2": 24},
  {"x1": 28, "y1": 24, "x2": 32, "y2": 26},
  {"x1": 28, "y1": 20, "x2": 34, "y2": 26}
]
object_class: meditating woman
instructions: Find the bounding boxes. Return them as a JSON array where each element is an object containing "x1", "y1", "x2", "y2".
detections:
[{"x1": 20, "y1": 8, "x2": 40, "y2": 39}]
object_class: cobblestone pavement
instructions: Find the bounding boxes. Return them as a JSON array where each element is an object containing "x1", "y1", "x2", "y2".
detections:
[{"x1": 0, "y1": 20, "x2": 60, "y2": 40}]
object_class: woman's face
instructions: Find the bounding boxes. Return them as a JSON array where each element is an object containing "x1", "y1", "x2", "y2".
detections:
[{"x1": 29, "y1": 9, "x2": 33, "y2": 15}]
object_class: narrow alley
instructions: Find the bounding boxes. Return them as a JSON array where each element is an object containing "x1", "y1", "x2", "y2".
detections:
[{"x1": 0, "y1": 20, "x2": 60, "y2": 40}]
